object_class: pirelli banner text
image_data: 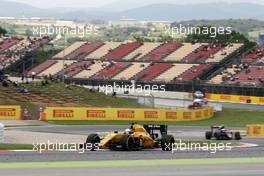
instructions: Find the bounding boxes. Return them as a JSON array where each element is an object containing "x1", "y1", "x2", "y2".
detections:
[
  {"x1": 0, "y1": 106, "x2": 22, "y2": 120},
  {"x1": 247, "y1": 124, "x2": 264, "y2": 137},
  {"x1": 41, "y1": 107, "x2": 214, "y2": 122}
]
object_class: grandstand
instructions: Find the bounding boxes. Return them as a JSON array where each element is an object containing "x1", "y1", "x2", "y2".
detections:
[
  {"x1": 0, "y1": 36, "x2": 50, "y2": 70},
  {"x1": 28, "y1": 41, "x2": 247, "y2": 86},
  {"x1": 103, "y1": 42, "x2": 142, "y2": 61},
  {"x1": 183, "y1": 43, "x2": 222, "y2": 63},
  {"x1": 92, "y1": 62, "x2": 131, "y2": 79},
  {"x1": 241, "y1": 44, "x2": 264, "y2": 63},
  {"x1": 207, "y1": 44, "x2": 264, "y2": 86},
  {"x1": 229, "y1": 65, "x2": 264, "y2": 86},
  {"x1": 164, "y1": 43, "x2": 202, "y2": 62},
  {"x1": 141, "y1": 42, "x2": 183, "y2": 61},
  {"x1": 206, "y1": 43, "x2": 243, "y2": 63},
  {"x1": 86, "y1": 42, "x2": 121, "y2": 59},
  {"x1": 38, "y1": 60, "x2": 75, "y2": 77},
  {"x1": 53, "y1": 42, "x2": 86, "y2": 59},
  {"x1": 66, "y1": 41, "x2": 104, "y2": 59},
  {"x1": 154, "y1": 64, "x2": 195, "y2": 82},
  {"x1": 74, "y1": 61, "x2": 110, "y2": 79},
  {"x1": 123, "y1": 43, "x2": 162, "y2": 60},
  {"x1": 178, "y1": 64, "x2": 212, "y2": 81},
  {"x1": 0, "y1": 37, "x2": 20, "y2": 52},
  {"x1": 113, "y1": 63, "x2": 151, "y2": 80}
]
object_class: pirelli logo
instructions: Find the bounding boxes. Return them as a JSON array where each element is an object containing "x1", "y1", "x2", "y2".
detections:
[
  {"x1": 0, "y1": 108, "x2": 16, "y2": 117},
  {"x1": 53, "y1": 110, "x2": 74, "y2": 118},
  {"x1": 239, "y1": 96, "x2": 251, "y2": 101},
  {"x1": 166, "y1": 112, "x2": 177, "y2": 119},
  {"x1": 87, "y1": 110, "x2": 106, "y2": 118},
  {"x1": 253, "y1": 126, "x2": 261, "y2": 135},
  {"x1": 183, "y1": 112, "x2": 192, "y2": 119},
  {"x1": 144, "y1": 111, "x2": 158, "y2": 119},
  {"x1": 117, "y1": 110, "x2": 134, "y2": 119},
  {"x1": 204, "y1": 109, "x2": 209, "y2": 117},
  {"x1": 195, "y1": 111, "x2": 202, "y2": 119},
  {"x1": 220, "y1": 95, "x2": 231, "y2": 100}
]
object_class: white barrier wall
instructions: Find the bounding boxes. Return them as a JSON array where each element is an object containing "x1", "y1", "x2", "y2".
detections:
[
  {"x1": 82, "y1": 85, "x2": 222, "y2": 111},
  {"x1": 0, "y1": 123, "x2": 4, "y2": 143}
]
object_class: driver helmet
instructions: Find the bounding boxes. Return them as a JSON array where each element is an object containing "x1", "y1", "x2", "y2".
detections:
[{"x1": 125, "y1": 129, "x2": 131, "y2": 134}]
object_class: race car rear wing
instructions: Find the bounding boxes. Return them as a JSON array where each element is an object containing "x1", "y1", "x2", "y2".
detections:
[{"x1": 143, "y1": 124, "x2": 168, "y2": 140}]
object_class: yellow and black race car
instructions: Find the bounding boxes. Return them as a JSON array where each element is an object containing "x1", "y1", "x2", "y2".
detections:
[{"x1": 83, "y1": 123, "x2": 175, "y2": 151}]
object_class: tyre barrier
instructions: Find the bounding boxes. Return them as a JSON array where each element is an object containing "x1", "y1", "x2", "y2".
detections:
[
  {"x1": 39, "y1": 107, "x2": 214, "y2": 122},
  {"x1": 247, "y1": 124, "x2": 264, "y2": 137}
]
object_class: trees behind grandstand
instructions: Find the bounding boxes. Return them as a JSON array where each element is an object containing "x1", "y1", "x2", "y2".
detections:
[{"x1": 185, "y1": 27, "x2": 256, "y2": 51}]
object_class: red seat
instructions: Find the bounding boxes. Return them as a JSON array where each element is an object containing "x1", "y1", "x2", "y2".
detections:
[
  {"x1": 184, "y1": 43, "x2": 222, "y2": 63},
  {"x1": 142, "y1": 43, "x2": 182, "y2": 61},
  {"x1": 28, "y1": 60, "x2": 57, "y2": 75},
  {"x1": 241, "y1": 45, "x2": 264, "y2": 63},
  {"x1": 93, "y1": 62, "x2": 131, "y2": 79},
  {"x1": 136, "y1": 63, "x2": 173, "y2": 81},
  {"x1": 66, "y1": 41, "x2": 104, "y2": 59},
  {"x1": 104, "y1": 42, "x2": 142, "y2": 61},
  {"x1": 56, "y1": 61, "x2": 92, "y2": 77},
  {"x1": 179, "y1": 64, "x2": 212, "y2": 81}
]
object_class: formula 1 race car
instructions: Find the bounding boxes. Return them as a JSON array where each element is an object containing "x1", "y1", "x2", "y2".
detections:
[
  {"x1": 205, "y1": 126, "x2": 242, "y2": 140},
  {"x1": 83, "y1": 124, "x2": 175, "y2": 151}
]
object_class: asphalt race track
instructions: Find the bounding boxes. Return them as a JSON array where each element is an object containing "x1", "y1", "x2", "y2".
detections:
[
  {"x1": 1, "y1": 125, "x2": 264, "y2": 176},
  {"x1": 0, "y1": 163, "x2": 264, "y2": 176},
  {"x1": 1, "y1": 125, "x2": 264, "y2": 162}
]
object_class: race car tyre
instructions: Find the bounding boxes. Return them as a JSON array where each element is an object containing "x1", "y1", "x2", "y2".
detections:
[
  {"x1": 234, "y1": 132, "x2": 242, "y2": 140},
  {"x1": 205, "y1": 131, "x2": 213, "y2": 140},
  {"x1": 121, "y1": 135, "x2": 139, "y2": 151},
  {"x1": 161, "y1": 135, "x2": 175, "y2": 151},
  {"x1": 214, "y1": 132, "x2": 222, "y2": 140},
  {"x1": 86, "y1": 133, "x2": 100, "y2": 150}
]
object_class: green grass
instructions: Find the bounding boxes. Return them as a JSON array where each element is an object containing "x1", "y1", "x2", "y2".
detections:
[
  {"x1": 0, "y1": 82, "x2": 145, "y2": 120},
  {"x1": 28, "y1": 83, "x2": 145, "y2": 108},
  {"x1": 49, "y1": 108, "x2": 264, "y2": 127},
  {"x1": 0, "y1": 157, "x2": 264, "y2": 168},
  {"x1": 0, "y1": 144, "x2": 33, "y2": 150}
]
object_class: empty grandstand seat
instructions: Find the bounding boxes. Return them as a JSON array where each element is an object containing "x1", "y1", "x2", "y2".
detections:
[
  {"x1": 123, "y1": 43, "x2": 162, "y2": 60},
  {"x1": 66, "y1": 41, "x2": 104, "y2": 59},
  {"x1": 206, "y1": 43, "x2": 243, "y2": 63},
  {"x1": 178, "y1": 64, "x2": 212, "y2": 81},
  {"x1": 135, "y1": 63, "x2": 173, "y2": 81},
  {"x1": 92, "y1": 62, "x2": 131, "y2": 79},
  {"x1": 241, "y1": 45, "x2": 264, "y2": 63},
  {"x1": 141, "y1": 42, "x2": 183, "y2": 61},
  {"x1": 184, "y1": 43, "x2": 222, "y2": 63},
  {"x1": 113, "y1": 62, "x2": 151, "y2": 80},
  {"x1": 86, "y1": 42, "x2": 121, "y2": 59},
  {"x1": 154, "y1": 64, "x2": 194, "y2": 82},
  {"x1": 0, "y1": 37, "x2": 20, "y2": 53},
  {"x1": 28, "y1": 60, "x2": 57, "y2": 75},
  {"x1": 164, "y1": 43, "x2": 202, "y2": 62},
  {"x1": 229, "y1": 65, "x2": 264, "y2": 86},
  {"x1": 56, "y1": 61, "x2": 92, "y2": 78},
  {"x1": 74, "y1": 61, "x2": 110, "y2": 79},
  {"x1": 54, "y1": 42, "x2": 86, "y2": 59},
  {"x1": 38, "y1": 60, "x2": 75, "y2": 76},
  {"x1": 104, "y1": 42, "x2": 142, "y2": 61}
]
